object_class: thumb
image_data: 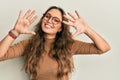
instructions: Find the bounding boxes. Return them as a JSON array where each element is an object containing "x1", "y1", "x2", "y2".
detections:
[
  {"x1": 26, "y1": 30, "x2": 36, "y2": 35},
  {"x1": 72, "y1": 31, "x2": 82, "y2": 38}
]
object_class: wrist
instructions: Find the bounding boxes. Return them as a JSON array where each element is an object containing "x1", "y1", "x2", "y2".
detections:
[
  {"x1": 12, "y1": 29, "x2": 20, "y2": 36},
  {"x1": 8, "y1": 29, "x2": 20, "y2": 39},
  {"x1": 84, "y1": 26, "x2": 91, "y2": 34}
]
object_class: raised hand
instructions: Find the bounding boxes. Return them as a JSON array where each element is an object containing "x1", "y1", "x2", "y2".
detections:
[
  {"x1": 13, "y1": 10, "x2": 38, "y2": 35},
  {"x1": 63, "y1": 10, "x2": 89, "y2": 38}
]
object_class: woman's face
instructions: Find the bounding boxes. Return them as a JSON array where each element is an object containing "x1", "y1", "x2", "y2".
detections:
[{"x1": 41, "y1": 9, "x2": 62, "y2": 38}]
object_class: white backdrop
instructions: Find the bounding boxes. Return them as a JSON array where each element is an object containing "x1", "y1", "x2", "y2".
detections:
[{"x1": 0, "y1": 0, "x2": 120, "y2": 80}]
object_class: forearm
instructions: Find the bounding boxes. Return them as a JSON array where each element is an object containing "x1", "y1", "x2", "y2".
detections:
[
  {"x1": 0, "y1": 30, "x2": 19, "y2": 57},
  {"x1": 85, "y1": 27, "x2": 110, "y2": 52},
  {"x1": 0, "y1": 10, "x2": 37, "y2": 58}
]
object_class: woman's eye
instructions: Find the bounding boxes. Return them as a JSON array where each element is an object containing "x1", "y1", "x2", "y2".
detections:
[
  {"x1": 45, "y1": 15, "x2": 51, "y2": 18},
  {"x1": 54, "y1": 18, "x2": 60, "y2": 22}
]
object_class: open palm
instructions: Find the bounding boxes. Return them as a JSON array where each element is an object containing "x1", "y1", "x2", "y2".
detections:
[
  {"x1": 63, "y1": 10, "x2": 89, "y2": 38},
  {"x1": 13, "y1": 10, "x2": 38, "y2": 35}
]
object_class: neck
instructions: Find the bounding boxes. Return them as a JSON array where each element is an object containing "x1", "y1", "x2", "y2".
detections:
[
  {"x1": 44, "y1": 34, "x2": 55, "y2": 48},
  {"x1": 45, "y1": 34, "x2": 56, "y2": 39}
]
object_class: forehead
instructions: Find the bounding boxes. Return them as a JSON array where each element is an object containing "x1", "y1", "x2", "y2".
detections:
[{"x1": 47, "y1": 9, "x2": 62, "y2": 20}]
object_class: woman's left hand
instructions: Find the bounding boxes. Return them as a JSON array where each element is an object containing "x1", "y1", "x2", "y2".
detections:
[{"x1": 63, "y1": 10, "x2": 89, "y2": 38}]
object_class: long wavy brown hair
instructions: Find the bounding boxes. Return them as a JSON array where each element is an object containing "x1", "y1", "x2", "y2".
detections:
[{"x1": 24, "y1": 6, "x2": 74, "y2": 80}]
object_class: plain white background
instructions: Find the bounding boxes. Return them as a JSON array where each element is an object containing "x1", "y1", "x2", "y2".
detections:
[{"x1": 0, "y1": 0, "x2": 120, "y2": 80}]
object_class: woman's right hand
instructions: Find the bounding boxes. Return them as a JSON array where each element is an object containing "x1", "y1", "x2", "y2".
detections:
[{"x1": 13, "y1": 10, "x2": 38, "y2": 35}]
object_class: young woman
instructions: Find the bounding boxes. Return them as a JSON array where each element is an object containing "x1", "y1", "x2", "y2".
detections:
[{"x1": 0, "y1": 6, "x2": 110, "y2": 80}]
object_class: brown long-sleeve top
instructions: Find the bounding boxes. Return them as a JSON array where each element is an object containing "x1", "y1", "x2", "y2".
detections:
[{"x1": 0, "y1": 38, "x2": 104, "y2": 80}]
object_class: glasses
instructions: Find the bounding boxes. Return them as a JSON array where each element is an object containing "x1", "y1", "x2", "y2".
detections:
[{"x1": 43, "y1": 13, "x2": 61, "y2": 25}]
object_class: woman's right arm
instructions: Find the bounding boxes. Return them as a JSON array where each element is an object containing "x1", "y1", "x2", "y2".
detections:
[
  {"x1": 0, "y1": 10, "x2": 38, "y2": 58},
  {"x1": 0, "y1": 33, "x2": 18, "y2": 58}
]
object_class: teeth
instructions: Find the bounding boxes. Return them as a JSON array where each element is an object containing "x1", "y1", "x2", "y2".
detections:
[{"x1": 45, "y1": 24, "x2": 52, "y2": 29}]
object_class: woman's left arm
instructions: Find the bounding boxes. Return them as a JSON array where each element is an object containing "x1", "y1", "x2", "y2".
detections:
[{"x1": 63, "y1": 10, "x2": 110, "y2": 52}]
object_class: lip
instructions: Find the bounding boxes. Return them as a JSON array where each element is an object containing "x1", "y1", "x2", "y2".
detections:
[{"x1": 44, "y1": 23, "x2": 53, "y2": 29}]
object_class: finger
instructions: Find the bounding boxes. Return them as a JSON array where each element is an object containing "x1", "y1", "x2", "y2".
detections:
[
  {"x1": 29, "y1": 16, "x2": 38, "y2": 24},
  {"x1": 26, "y1": 30, "x2": 36, "y2": 35},
  {"x1": 14, "y1": 10, "x2": 22, "y2": 27},
  {"x1": 75, "y1": 10, "x2": 81, "y2": 18},
  {"x1": 62, "y1": 20, "x2": 73, "y2": 26},
  {"x1": 26, "y1": 10, "x2": 35, "y2": 20},
  {"x1": 63, "y1": 15, "x2": 74, "y2": 22},
  {"x1": 23, "y1": 9, "x2": 31, "y2": 19},
  {"x1": 72, "y1": 31, "x2": 82, "y2": 38},
  {"x1": 18, "y1": 10, "x2": 22, "y2": 18},
  {"x1": 67, "y1": 12, "x2": 76, "y2": 20}
]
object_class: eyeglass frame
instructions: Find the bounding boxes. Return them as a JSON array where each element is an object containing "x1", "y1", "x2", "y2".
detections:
[{"x1": 43, "y1": 13, "x2": 62, "y2": 25}]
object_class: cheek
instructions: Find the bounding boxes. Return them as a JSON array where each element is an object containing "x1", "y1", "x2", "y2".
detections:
[
  {"x1": 41, "y1": 20, "x2": 46, "y2": 29},
  {"x1": 41, "y1": 22, "x2": 44, "y2": 28},
  {"x1": 56, "y1": 24, "x2": 62, "y2": 32}
]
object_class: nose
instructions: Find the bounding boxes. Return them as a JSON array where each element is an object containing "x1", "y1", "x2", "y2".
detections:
[{"x1": 47, "y1": 17, "x2": 52, "y2": 23}]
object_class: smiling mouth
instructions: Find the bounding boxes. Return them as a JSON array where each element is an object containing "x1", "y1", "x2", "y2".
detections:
[{"x1": 45, "y1": 24, "x2": 53, "y2": 29}]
